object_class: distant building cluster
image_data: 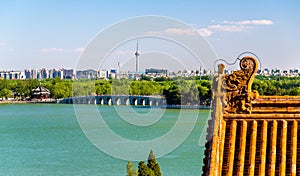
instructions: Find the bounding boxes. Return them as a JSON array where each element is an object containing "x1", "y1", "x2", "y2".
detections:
[
  {"x1": 2, "y1": 67, "x2": 300, "y2": 80},
  {"x1": 221, "y1": 68, "x2": 300, "y2": 77},
  {"x1": 0, "y1": 70, "x2": 24, "y2": 80},
  {"x1": 0, "y1": 68, "x2": 74, "y2": 80},
  {"x1": 257, "y1": 68, "x2": 300, "y2": 77},
  {"x1": 0, "y1": 67, "x2": 214, "y2": 80}
]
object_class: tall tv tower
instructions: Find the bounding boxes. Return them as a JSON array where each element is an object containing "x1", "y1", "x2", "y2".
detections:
[{"x1": 135, "y1": 40, "x2": 140, "y2": 72}]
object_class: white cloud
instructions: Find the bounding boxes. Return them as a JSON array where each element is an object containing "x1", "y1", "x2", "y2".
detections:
[
  {"x1": 223, "y1": 19, "x2": 273, "y2": 25},
  {"x1": 145, "y1": 28, "x2": 212, "y2": 37},
  {"x1": 197, "y1": 28, "x2": 213, "y2": 37},
  {"x1": 164, "y1": 28, "x2": 198, "y2": 35},
  {"x1": 41, "y1": 47, "x2": 64, "y2": 52},
  {"x1": 208, "y1": 24, "x2": 252, "y2": 32},
  {"x1": 207, "y1": 19, "x2": 273, "y2": 33},
  {"x1": 144, "y1": 19, "x2": 273, "y2": 37},
  {"x1": 74, "y1": 47, "x2": 85, "y2": 53},
  {"x1": 145, "y1": 28, "x2": 197, "y2": 35}
]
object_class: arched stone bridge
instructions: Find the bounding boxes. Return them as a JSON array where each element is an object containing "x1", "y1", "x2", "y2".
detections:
[{"x1": 57, "y1": 95, "x2": 166, "y2": 106}]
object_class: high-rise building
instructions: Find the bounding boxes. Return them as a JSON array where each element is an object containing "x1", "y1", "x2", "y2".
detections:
[
  {"x1": 48, "y1": 69, "x2": 53, "y2": 78},
  {"x1": 97, "y1": 70, "x2": 108, "y2": 79},
  {"x1": 52, "y1": 69, "x2": 63, "y2": 79},
  {"x1": 31, "y1": 69, "x2": 38, "y2": 79},
  {"x1": 76, "y1": 69, "x2": 97, "y2": 79},
  {"x1": 24, "y1": 69, "x2": 31, "y2": 79},
  {"x1": 62, "y1": 69, "x2": 74, "y2": 79},
  {"x1": 40, "y1": 68, "x2": 49, "y2": 79},
  {"x1": 145, "y1": 68, "x2": 168, "y2": 77},
  {"x1": 0, "y1": 71, "x2": 23, "y2": 80}
]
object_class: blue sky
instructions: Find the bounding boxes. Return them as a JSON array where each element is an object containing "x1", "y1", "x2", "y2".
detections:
[{"x1": 0, "y1": 0, "x2": 299, "y2": 71}]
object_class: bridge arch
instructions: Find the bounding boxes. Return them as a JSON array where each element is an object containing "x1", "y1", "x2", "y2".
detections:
[
  {"x1": 124, "y1": 98, "x2": 130, "y2": 105},
  {"x1": 90, "y1": 97, "x2": 96, "y2": 104},
  {"x1": 158, "y1": 99, "x2": 164, "y2": 106},
  {"x1": 107, "y1": 97, "x2": 112, "y2": 105},
  {"x1": 80, "y1": 98, "x2": 84, "y2": 104},
  {"x1": 139, "y1": 98, "x2": 145, "y2": 106},
  {"x1": 114, "y1": 98, "x2": 120, "y2": 105},
  {"x1": 152, "y1": 100, "x2": 158, "y2": 106},
  {"x1": 145, "y1": 99, "x2": 150, "y2": 106},
  {"x1": 98, "y1": 98, "x2": 103, "y2": 105},
  {"x1": 85, "y1": 98, "x2": 90, "y2": 104},
  {"x1": 132, "y1": 98, "x2": 137, "y2": 106}
]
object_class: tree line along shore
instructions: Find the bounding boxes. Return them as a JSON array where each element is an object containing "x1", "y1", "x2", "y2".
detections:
[{"x1": 1, "y1": 75, "x2": 300, "y2": 105}]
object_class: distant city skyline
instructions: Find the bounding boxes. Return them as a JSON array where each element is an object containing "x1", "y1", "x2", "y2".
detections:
[
  {"x1": 2, "y1": 65, "x2": 300, "y2": 81},
  {"x1": 1, "y1": 1, "x2": 300, "y2": 70}
]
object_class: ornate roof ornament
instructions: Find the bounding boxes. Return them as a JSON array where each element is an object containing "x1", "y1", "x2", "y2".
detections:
[{"x1": 214, "y1": 56, "x2": 259, "y2": 114}]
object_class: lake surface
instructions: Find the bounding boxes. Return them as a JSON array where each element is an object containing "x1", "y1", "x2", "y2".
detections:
[{"x1": 0, "y1": 104, "x2": 210, "y2": 176}]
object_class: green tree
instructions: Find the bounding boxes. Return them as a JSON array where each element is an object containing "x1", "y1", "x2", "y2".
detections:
[
  {"x1": 285, "y1": 87, "x2": 300, "y2": 96},
  {"x1": 0, "y1": 79, "x2": 10, "y2": 90},
  {"x1": 127, "y1": 161, "x2": 138, "y2": 176},
  {"x1": 141, "y1": 75, "x2": 152, "y2": 81},
  {"x1": 95, "y1": 80, "x2": 112, "y2": 95},
  {"x1": 136, "y1": 150, "x2": 162, "y2": 176},
  {"x1": 163, "y1": 83, "x2": 181, "y2": 105},
  {"x1": 154, "y1": 77, "x2": 169, "y2": 82},
  {"x1": 73, "y1": 80, "x2": 95, "y2": 96},
  {"x1": 42, "y1": 79, "x2": 72, "y2": 99},
  {"x1": 147, "y1": 150, "x2": 161, "y2": 176},
  {"x1": 51, "y1": 82, "x2": 72, "y2": 99},
  {"x1": 176, "y1": 80, "x2": 199, "y2": 105},
  {"x1": 25, "y1": 79, "x2": 40, "y2": 97},
  {"x1": 0, "y1": 88, "x2": 11, "y2": 100},
  {"x1": 111, "y1": 79, "x2": 130, "y2": 94},
  {"x1": 138, "y1": 161, "x2": 154, "y2": 176},
  {"x1": 11, "y1": 80, "x2": 26, "y2": 99},
  {"x1": 139, "y1": 81, "x2": 155, "y2": 95},
  {"x1": 129, "y1": 81, "x2": 141, "y2": 95}
]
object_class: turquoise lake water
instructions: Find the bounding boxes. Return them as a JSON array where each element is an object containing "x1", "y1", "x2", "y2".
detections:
[{"x1": 0, "y1": 104, "x2": 210, "y2": 176}]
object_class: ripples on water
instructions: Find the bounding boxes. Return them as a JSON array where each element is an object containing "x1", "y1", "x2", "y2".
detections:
[{"x1": 0, "y1": 104, "x2": 210, "y2": 176}]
